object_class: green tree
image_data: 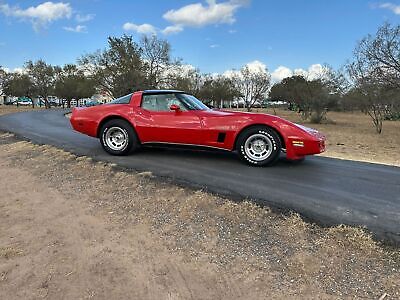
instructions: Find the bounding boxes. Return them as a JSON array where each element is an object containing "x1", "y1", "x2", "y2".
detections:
[
  {"x1": 0, "y1": 67, "x2": 6, "y2": 93},
  {"x1": 54, "y1": 64, "x2": 96, "y2": 108},
  {"x1": 25, "y1": 60, "x2": 57, "y2": 108},
  {"x1": 198, "y1": 75, "x2": 238, "y2": 108},
  {"x1": 269, "y1": 74, "x2": 338, "y2": 123},
  {"x1": 79, "y1": 35, "x2": 146, "y2": 98},
  {"x1": 3, "y1": 72, "x2": 35, "y2": 107}
]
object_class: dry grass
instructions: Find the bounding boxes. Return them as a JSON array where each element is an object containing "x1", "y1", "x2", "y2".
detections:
[
  {"x1": 237, "y1": 108, "x2": 400, "y2": 166},
  {"x1": 0, "y1": 105, "x2": 44, "y2": 116},
  {"x1": 0, "y1": 247, "x2": 23, "y2": 259},
  {"x1": 0, "y1": 133, "x2": 399, "y2": 299}
]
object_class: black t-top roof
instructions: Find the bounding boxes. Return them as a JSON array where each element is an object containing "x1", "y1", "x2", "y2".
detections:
[{"x1": 142, "y1": 89, "x2": 185, "y2": 94}]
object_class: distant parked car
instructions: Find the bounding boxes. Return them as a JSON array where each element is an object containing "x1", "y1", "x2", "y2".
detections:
[{"x1": 14, "y1": 97, "x2": 32, "y2": 106}]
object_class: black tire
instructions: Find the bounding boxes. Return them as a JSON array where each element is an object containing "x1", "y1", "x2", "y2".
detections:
[
  {"x1": 100, "y1": 119, "x2": 139, "y2": 155},
  {"x1": 236, "y1": 126, "x2": 281, "y2": 166}
]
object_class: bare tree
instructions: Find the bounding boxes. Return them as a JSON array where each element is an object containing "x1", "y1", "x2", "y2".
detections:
[
  {"x1": 164, "y1": 67, "x2": 203, "y2": 96},
  {"x1": 347, "y1": 60, "x2": 393, "y2": 134},
  {"x1": 355, "y1": 23, "x2": 400, "y2": 88},
  {"x1": 346, "y1": 22, "x2": 400, "y2": 133},
  {"x1": 140, "y1": 35, "x2": 172, "y2": 88},
  {"x1": 232, "y1": 65, "x2": 271, "y2": 112}
]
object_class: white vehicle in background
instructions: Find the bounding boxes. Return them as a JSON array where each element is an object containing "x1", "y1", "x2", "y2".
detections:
[{"x1": 14, "y1": 97, "x2": 32, "y2": 106}]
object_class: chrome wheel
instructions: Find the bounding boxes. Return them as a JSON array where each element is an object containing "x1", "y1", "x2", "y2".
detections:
[
  {"x1": 104, "y1": 127, "x2": 128, "y2": 151},
  {"x1": 244, "y1": 133, "x2": 273, "y2": 161}
]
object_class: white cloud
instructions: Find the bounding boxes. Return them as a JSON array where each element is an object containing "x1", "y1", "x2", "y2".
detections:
[
  {"x1": 122, "y1": 1, "x2": 248, "y2": 36},
  {"x1": 75, "y1": 13, "x2": 95, "y2": 22},
  {"x1": 0, "y1": 1, "x2": 72, "y2": 31},
  {"x1": 163, "y1": 0, "x2": 247, "y2": 31},
  {"x1": 245, "y1": 60, "x2": 268, "y2": 73},
  {"x1": 161, "y1": 25, "x2": 183, "y2": 35},
  {"x1": 123, "y1": 22, "x2": 157, "y2": 35},
  {"x1": 228, "y1": 29, "x2": 237, "y2": 34},
  {"x1": 13, "y1": 67, "x2": 26, "y2": 74},
  {"x1": 210, "y1": 44, "x2": 220, "y2": 48},
  {"x1": 223, "y1": 61, "x2": 326, "y2": 83},
  {"x1": 294, "y1": 64, "x2": 326, "y2": 80},
  {"x1": 269, "y1": 64, "x2": 327, "y2": 82},
  {"x1": 379, "y1": 3, "x2": 400, "y2": 15},
  {"x1": 63, "y1": 25, "x2": 87, "y2": 33},
  {"x1": 223, "y1": 60, "x2": 268, "y2": 79},
  {"x1": 271, "y1": 66, "x2": 293, "y2": 82},
  {"x1": 164, "y1": 64, "x2": 196, "y2": 78},
  {"x1": 1, "y1": 67, "x2": 26, "y2": 74}
]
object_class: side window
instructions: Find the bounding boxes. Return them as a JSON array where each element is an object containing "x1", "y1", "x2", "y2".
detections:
[
  {"x1": 141, "y1": 94, "x2": 187, "y2": 111},
  {"x1": 110, "y1": 93, "x2": 132, "y2": 104},
  {"x1": 141, "y1": 95, "x2": 158, "y2": 111}
]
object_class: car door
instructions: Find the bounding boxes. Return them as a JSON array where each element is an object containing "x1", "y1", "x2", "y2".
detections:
[{"x1": 134, "y1": 93, "x2": 204, "y2": 145}]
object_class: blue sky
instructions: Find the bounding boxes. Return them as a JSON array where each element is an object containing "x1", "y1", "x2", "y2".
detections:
[{"x1": 0, "y1": 0, "x2": 399, "y2": 79}]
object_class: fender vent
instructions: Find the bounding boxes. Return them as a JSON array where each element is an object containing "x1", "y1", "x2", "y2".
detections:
[{"x1": 217, "y1": 132, "x2": 226, "y2": 143}]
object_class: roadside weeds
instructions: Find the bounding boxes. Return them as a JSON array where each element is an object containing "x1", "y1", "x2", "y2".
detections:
[{"x1": 0, "y1": 133, "x2": 399, "y2": 299}]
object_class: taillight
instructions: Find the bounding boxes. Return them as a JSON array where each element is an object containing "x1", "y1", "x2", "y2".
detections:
[{"x1": 319, "y1": 141, "x2": 325, "y2": 151}]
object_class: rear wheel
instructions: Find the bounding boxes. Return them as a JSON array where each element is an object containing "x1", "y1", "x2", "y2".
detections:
[
  {"x1": 237, "y1": 126, "x2": 281, "y2": 166},
  {"x1": 100, "y1": 119, "x2": 138, "y2": 155}
]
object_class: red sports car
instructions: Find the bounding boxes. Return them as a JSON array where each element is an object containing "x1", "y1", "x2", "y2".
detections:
[{"x1": 70, "y1": 90, "x2": 326, "y2": 166}]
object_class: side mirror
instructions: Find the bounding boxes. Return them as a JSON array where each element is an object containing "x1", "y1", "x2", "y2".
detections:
[{"x1": 170, "y1": 104, "x2": 181, "y2": 111}]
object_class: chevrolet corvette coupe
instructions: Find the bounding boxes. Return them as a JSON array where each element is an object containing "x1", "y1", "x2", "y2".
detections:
[{"x1": 70, "y1": 90, "x2": 326, "y2": 166}]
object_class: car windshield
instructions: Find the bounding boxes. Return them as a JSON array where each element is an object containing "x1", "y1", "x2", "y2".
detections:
[{"x1": 176, "y1": 93, "x2": 209, "y2": 110}]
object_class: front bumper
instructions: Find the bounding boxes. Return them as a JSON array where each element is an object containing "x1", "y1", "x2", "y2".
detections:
[{"x1": 285, "y1": 124, "x2": 326, "y2": 160}]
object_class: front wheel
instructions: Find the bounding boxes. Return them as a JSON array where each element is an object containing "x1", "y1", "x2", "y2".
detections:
[
  {"x1": 100, "y1": 119, "x2": 139, "y2": 155},
  {"x1": 237, "y1": 126, "x2": 281, "y2": 166}
]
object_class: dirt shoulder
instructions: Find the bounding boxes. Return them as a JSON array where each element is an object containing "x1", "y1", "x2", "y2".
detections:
[{"x1": 0, "y1": 133, "x2": 399, "y2": 299}]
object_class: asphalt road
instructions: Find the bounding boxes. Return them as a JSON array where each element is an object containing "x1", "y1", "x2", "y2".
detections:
[{"x1": 1, "y1": 109, "x2": 399, "y2": 245}]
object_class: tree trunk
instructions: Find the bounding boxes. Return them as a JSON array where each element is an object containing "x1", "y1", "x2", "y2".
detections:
[{"x1": 44, "y1": 97, "x2": 50, "y2": 109}]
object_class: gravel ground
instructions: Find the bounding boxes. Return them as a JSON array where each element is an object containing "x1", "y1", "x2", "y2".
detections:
[{"x1": 0, "y1": 132, "x2": 399, "y2": 299}]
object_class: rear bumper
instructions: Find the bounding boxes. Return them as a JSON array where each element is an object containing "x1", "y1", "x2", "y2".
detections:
[{"x1": 70, "y1": 108, "x2": 98, "y2": 137}]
